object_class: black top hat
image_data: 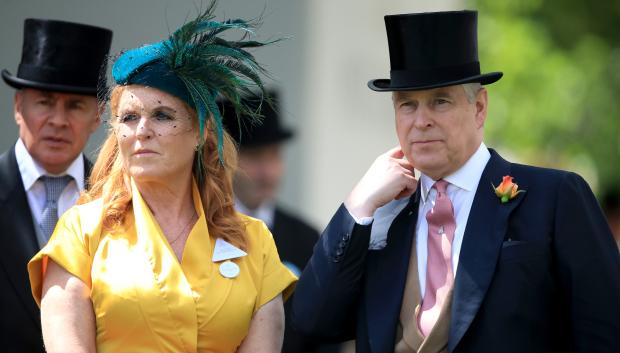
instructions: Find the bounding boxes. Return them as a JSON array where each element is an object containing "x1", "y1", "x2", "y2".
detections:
[
  {"x1": 2, "y1": 19, "x2": 113, "y2": 95},
  {"x1": 368, "y1": 10, "x2": 502, "y2": 92},
  {"x1": 221, "y1": 91, "x2": 293, "y2": 148}
]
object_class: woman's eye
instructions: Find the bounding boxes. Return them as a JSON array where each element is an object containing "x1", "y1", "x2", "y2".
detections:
[
  {"x1": 119, "y1": 113, "x2": 138, "y2": 123},
  {"x1": 154, "y1": 111, "x2": 173, "y2": 121}
]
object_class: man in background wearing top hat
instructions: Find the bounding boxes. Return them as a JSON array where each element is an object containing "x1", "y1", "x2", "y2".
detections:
[
  {"x1": 0, "y1": 19, "x2": 112, "y2": 352},
  {"x1": 292, "y1": 10, "x2": 620, "y2": 353},
  {"x1": 222, "y1": 91, "x2": 341, "y2": 353}
]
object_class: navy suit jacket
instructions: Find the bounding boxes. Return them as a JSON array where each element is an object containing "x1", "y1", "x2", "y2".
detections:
[
  {"x1": 0, "y1": 145, "x2": 91, "y2": 353},
  {"x1": 292, "y1": 149, "x2": 620, "y2": 353}
]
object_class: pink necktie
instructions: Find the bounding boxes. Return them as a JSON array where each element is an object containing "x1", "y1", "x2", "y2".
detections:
[{"x1": 418, "y1": 180, "x2": 456, "y2": 336}]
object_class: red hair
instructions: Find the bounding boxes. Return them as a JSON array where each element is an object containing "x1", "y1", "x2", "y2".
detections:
[{"x1": 79, "y1": 85, "x2": 247, "y2": 249}]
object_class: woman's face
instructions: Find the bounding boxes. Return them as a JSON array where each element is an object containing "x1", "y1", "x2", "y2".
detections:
[{"x1": 114, "y1": 85, "x2": 199, "y2": 184}]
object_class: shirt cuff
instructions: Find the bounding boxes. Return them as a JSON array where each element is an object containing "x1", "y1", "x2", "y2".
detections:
[{"x1": 345, "y1": 205, "x2": 374, "y2": 225}]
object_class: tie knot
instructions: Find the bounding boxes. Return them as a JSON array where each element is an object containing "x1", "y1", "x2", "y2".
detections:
[
  {"x1": 40, "y1": 175, "x2": 73, "y2": 203},
  {"x1": 432, "y1": 179, "x2": 449, "y2": 194}
]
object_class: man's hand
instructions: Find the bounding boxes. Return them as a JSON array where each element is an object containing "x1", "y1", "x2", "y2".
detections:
[{"x1": 344, "y1": 147, "x2": 417, "y2": 219}]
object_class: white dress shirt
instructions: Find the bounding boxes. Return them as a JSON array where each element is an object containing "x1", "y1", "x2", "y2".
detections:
[
  {"x1": 416, "y1": 142, "x2": 490, "y2": 295},
  {"x1": 348, "y1": 142, "x2": 490, "y2": 296},
  {"x1": 15, "y1": 138, "x2": 85, "y2": 242}
]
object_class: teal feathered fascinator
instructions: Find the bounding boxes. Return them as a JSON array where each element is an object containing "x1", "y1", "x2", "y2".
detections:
[{"x1": 112, "y1": 1, "x2": 274, "y2": 163}]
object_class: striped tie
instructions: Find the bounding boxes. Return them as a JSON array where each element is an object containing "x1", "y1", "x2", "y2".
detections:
[{"x1": 418, "y1": 179, "x2": 456, "y2": 336}]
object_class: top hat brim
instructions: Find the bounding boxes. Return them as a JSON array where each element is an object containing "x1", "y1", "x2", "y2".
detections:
[
  {"x1": 238, "y1": 129, "x2": 294, "y2": 148},
  {"x1": 2, "y1": 69, "x2": 99, "y2": 95},
  {"x1": 367, "y1": 72, "x2": 503, "y2": 92}
]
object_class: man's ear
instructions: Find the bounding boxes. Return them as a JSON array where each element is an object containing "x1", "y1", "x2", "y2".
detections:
[
  {"x1": 89, "y1": 100, "x2": 105, "y2": 132},
  {"x1": 14, "y1": 90, "x2": 23, "y2": 125},
  {"x1": 475, "y1": 87, "x2": 488, "y2": 128}
]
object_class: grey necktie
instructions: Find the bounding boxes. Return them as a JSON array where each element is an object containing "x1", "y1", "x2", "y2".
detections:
[{"x1": 39, "y1": 175, "x2": 73, "y2": 240}]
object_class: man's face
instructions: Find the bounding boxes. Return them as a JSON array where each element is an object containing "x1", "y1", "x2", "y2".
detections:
[
  {"x1": 14, "y1": 89, "x2": 101, "y2": 174},
  {"x1": 393, "y1": 85, "x2": 488, "y2": 180},
  {"x1": 234, "y1": 144, "x2": 284, "y2": 209}
]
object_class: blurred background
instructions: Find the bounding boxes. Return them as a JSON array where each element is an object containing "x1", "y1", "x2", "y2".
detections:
[
  {"x1": 2, "y1": 1, "x2": 619, "y2": 351},
  {"x1": 1, "y1": 0, "x2": 619, "y2": 231}
]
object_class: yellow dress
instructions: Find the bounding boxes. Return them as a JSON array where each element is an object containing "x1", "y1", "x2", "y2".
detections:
[{"x1": 28, "y1": 180, "x2": 297, "y2": 353}]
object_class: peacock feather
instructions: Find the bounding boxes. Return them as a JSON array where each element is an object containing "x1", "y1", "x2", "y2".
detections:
[{"x1": 112, "y1": 0, "x2": 276, "y2": 167}]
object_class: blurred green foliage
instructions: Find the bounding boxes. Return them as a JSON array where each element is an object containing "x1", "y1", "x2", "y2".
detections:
[{"x1": 470, "y1": 0, "x2": 620, "y2": 192}]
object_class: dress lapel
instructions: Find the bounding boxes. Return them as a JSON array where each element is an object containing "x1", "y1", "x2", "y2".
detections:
[
  {"x1": 131, "y1": 179, "x2": 198, "y2": 352},
  {"x1": 180, "y1": 183, "x2": 234, "y2": 327},
  {"x1": 365, "y1": 189, "x2": 420, "y2": 353},
  {"x1": 448, "y1": 150, "x2": 526, "y2": 352}
]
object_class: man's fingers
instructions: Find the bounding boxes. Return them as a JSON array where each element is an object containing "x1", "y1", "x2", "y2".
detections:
[
  {"x1": 394, "y1": 158, "x2": 415, "y2": 172},
  {"x1": 387, "y1": 147, "x2": 414, "y2": 171},
  {"x1": 394, "y1": 172, "x2": 417, "y2": 200},
  {"x1": 386, "y1": 146, "x2": 404, "y2": 159},
  {"x1": 395, "y1": 185, "x2": 416, "y2": 200},
  {"x1": 396, "y1": 170, "x2": 415, "y2": 182}
]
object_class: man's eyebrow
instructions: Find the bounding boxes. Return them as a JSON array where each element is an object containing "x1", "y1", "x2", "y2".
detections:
[
  {"x1": 36, "y1": 91, "x2": 54, "y2": 99},
  {"x1": 432, "y1": 90, "x2": 454, "y2": 98},
  {"x1": 393, "y1": 93, "x2": 415, "y2": 102},
  {"x1": 67, "y1": 97, "x2": 88, "y2": 103}
]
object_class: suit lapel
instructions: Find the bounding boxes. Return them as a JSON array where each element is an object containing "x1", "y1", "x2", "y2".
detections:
[
  {"x1": 448, "y1": 150, "x2": 526, "y2": 352},
  {"x1": 0, "y1": 147, "x2": 41, "y2": 323},
  {"x1": 83, "y1": 154, "x2": 93, "y2": 187},
  {"x1": 365, "y1": 189, "x2": 420, "y2": 353},
  {"x1": 0, "y1": 146, "x2": 91, "y2": 325}
]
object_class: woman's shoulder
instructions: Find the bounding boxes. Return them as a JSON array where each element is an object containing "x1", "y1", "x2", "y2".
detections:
[
  {"x1": 58, "y1": 198, "x2": 105, "y2": 237},
  {"x1": 237, "y1": 212, "x2": 270, "y2": 236},
  {"x1": 67, "y1": 198, "x2": 105, "y2": 221},
  {"x1": 235, "y1": 212, "x2": 297, "y2": 303},
  {"x1": 236, "y1": 212, "x2": 274, "y2": 249}
]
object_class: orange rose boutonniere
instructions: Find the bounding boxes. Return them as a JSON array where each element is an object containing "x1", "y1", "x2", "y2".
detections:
[{"x1": 493, "y1": 175, "x2": 525, "y2": 203}]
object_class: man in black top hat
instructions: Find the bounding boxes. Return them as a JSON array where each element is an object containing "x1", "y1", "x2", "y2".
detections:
[
  {"x1": 0, "y1": 19, "x2": 112, "y2": 352},
  {"x1": 292, "y1": 10, "x2": 620, "y2": 353},
  {"x1": 222, "y1": 92, "x2": 340, "y2": 353}
]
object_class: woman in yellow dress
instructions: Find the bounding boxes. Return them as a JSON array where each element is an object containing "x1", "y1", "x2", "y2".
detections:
[{"x1": 28, "y1": 3, "x2": 296, "y2": 352}]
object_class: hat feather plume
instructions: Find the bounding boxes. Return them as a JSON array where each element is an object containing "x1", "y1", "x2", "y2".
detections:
[{"x1": 159, "y1": 1, "x2": 276, "y2": 160}]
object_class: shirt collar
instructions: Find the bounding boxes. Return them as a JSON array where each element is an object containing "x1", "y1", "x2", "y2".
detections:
[
  {"x1": 234, "y1": 197, "x2": 276, "y2": 228},
  {"x1": 420, "y1": 142, "x2": 491, "y2": 202},
  {"x1": 15, "y1": 138, "x2": 85, "y2": 191}
]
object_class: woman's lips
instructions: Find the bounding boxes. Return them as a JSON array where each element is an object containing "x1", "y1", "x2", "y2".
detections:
[{"x1": 133, "y1": 149, "x2": 157, "y2": 156}]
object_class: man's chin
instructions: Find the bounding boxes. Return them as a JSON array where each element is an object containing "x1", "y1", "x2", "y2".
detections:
[
  {"x1": 37, "y1": 157, "x2": 76, "y2": 174},
  {"x1": 412, "y1": 160, "x2": 447, "y2": 178}
]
